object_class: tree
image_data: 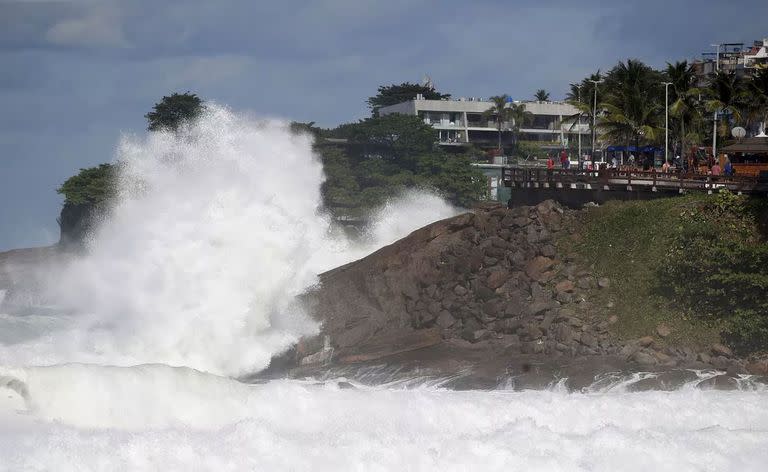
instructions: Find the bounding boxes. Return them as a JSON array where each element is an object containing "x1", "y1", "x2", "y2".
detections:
[
  {"x1": 598, "y1": 60, "x2": 664, "y2": 150},
  {"x1": 57, "y1": 163, "x2": 118, "y2": 205},
  {"x1": 483, "y1": 95, "x2": 532, "y2": 154},
  {"x1": 367, "y1": 82, "x2": 450, "y2": 117},
  {"x1": 563, "y1": 71, "x2": 603, "y2": 151},
  {"x1": 746, "y1": 68, "x2": 768, "y2": 134},
  {"x1": 145, "y1": 92, "x2": 205, "y2": 131},
  {"x1": 534, "y1": 89, "x2": 550, "y2": 101},
  {"x1": 508, "y1": 102, "x2": 533, "y2": 154},
  {"x1": 335, "y1": 113, "x2": 436, "y2": 171},
  {"x1": 666, "y1": 61, "x2": 704, "y2": 160},
  {"x1": 318, "y1": 113, "x2": 484, "y2": 212},
  {"x1": 704, "y1": 71, "x2": 747, "y2": 138},
  {"x1": 483, "y1": 95, "x2": 511, "y2": 152}
]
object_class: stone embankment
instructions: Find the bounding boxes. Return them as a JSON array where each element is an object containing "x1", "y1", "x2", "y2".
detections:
[{"x1": 302, "y1": 200, "x2": 767, "y2": 376}]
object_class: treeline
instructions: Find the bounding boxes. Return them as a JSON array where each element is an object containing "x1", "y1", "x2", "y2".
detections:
[{"x1": 566, "y1": 60, "x2": 768, "y2": 157}]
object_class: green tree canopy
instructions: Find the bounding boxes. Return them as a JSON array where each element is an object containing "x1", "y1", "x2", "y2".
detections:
[
  {"x1": 319, "y1": 113, "x2": 485, "y2": 211},
  {"x1": 145, "y1": 92, "x2": 205, "y2": 131},
  {"x1": 367, "y1": 82, "x2": 450, "y2": 116},
  {"x1": 534, "y1": 89, "x2": 550, "y2": 101},
  {"x1": 57, "y1": 163, "x2": 118, "y2": 205}
]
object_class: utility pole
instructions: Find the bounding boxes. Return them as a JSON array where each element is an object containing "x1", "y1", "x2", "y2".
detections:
[
  {"x1": 711, "y1": 43, "x2": 721, "y2": 162},
  {"x1": 662, "y1": 82, "x2": 672, "y2": 166},
  {"x1": 577, "y1": 86, "x2": 582, "y2": 170},
  {"x1": 589, "y1": 79, "x2": 603, "y2": 169}
]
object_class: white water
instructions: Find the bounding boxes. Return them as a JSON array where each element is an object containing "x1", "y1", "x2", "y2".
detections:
[
  {"x1": 0, "y1": 106, "x2": 458, "y2": 377},
  {"x1": 1, "y1": 107, "x2": 767, "y2": 470}
]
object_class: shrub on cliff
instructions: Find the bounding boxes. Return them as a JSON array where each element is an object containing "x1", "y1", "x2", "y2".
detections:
[{"x1": 659, "y1": 192, "x2": 768, "y2": 354}]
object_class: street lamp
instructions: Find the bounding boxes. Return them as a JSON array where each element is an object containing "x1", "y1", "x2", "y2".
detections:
[
  {"x1": 589, "y1": 79, "x2": 603, "y2": 169},
  {"x1": 662, "y1": 81, "x2": 672, "y2": 167},
  {"x1": 711, "y1": 43, "x2": 721, "y2": 162},
  {"x1": 577, "y1": 85, "x2": 582, "y2": 170}
]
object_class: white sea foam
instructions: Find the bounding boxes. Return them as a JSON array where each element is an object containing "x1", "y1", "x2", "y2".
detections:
[
  {"x1": 0, "y1": 363, "x2": 767, "y2": 471},
  {"x1": 0, "y1": 106, "x2": 458, "y2": 377}
]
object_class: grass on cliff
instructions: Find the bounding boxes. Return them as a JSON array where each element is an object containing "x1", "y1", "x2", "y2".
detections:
[{"x1": 559, "y1": 194, "x2": 730, "y2": 351}]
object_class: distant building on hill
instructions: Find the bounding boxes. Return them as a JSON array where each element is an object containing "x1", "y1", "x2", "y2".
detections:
[
  {"x1": 378, "y1": 95, "x2": 589, "y2": 154},
  {"x1": 693, "y1": 37, "x2": 768, "y2": 85}
]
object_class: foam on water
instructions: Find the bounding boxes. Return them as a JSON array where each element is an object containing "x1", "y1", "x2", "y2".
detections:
[{"x1": 0, "y1": 363, "x2": 767, "y2": 470}]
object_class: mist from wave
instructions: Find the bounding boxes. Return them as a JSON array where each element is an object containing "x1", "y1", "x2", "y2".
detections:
[{"x1": 0, "y1": 106, "x2": 459, "y2": 376}]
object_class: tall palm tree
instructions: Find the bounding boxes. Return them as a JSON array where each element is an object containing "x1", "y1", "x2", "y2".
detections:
[
  {"x1": 483, "y1": 95, "x2": 513, "y2": 152},
  {"x1": 599, "y1": 60, "x2": 664, "y2": 152},
  {"x1": 534, "y1": 89, "x2": 550, "y2": 101},
  {"x1": 508, "y1": 102, "x2": 532, "y2": 154},
  {"x1": 562, "y1": 72, "x2": 602, "y2": 150},
  {"x1": 746, "y1": 68, "x2": 768, "y2": 134},
  {"x1": 705, "y1": 70, "x2": 748, "y2": 138},
  {"x1": 666, "y1": 60, "x2": 704, "y2": 160}
]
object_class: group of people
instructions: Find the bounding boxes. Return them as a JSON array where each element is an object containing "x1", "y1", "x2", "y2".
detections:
[
  {"x1": 544, "y1": 149, "x2": 736, "y2": 177},
  {"x1": 546, "y1": 150, "x2": 573, "y2": 170}
]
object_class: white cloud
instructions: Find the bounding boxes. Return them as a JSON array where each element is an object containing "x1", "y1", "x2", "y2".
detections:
[{"x1": 45, "y1": 4, "x2": 128, "y2": 48}]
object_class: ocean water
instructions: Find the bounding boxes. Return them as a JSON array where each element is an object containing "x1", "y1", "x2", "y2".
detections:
[{"x1": 1, "y1": 107, "x2": 766, "y2": 471}]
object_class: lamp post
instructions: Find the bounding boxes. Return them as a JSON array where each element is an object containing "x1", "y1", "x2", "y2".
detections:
[
  {"x1": 711, "y1": 43, "x2": 721, "y2": 162},
  {"x1": 662, "y1": 81, "x2": 672, "y2": 166},
  {"x1": 589, "y1": 79, "x2": 603, "y2": 168},
  {"x1": 577, "y1": 86, "x2": 582, "y2": 170}
]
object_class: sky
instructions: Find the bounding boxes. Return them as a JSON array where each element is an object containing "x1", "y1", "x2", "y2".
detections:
[{"x1": 1, "y1": 0, "x2": 767, "y2": 250}]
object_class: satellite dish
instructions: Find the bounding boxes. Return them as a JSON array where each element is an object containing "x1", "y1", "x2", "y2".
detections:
[{"x1": 731, "y1": 126, "x2": 747, "y2": 139}]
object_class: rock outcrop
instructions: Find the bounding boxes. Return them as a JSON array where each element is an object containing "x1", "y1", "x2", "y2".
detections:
[
  {"x1": 303, "y1": 200, "x2": 626, "y2": 364},
  {"x1": 299, "y1": 200, "x2": 754, "y2": 374}
]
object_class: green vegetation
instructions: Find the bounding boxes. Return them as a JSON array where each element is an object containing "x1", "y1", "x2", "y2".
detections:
[
  {"x1": 57, "y1": 163, "x2": 117, "y2": 205},
  {"x1": 145, "y1": 92, "x2": 205, "y2": 131},
  {"x1": 316, "y1": 113, "x2": 486, "y2": 211},
  {"x1": 658, "y1": 191, "x2": 768, "y2": 354},
  {"x1": 565, "y1": 193, "x2": 768, "y2": 355},
  {"x1": 567, "y1": 60, "x2": 768, "y2": 158},
  {"x1": 483, "y1": 95, "x2": 531, "y2": 153},
  {"x1": 534, "y1": 89, "x2": 550, "y2": 101},
  {"x1": 366, "y1": 82, "x2": 450, "y2": 117}
]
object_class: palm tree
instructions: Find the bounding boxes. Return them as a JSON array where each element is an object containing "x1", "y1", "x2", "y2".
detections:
[
  {"x1": 599, "y1": 60, "x2": 664, "y2": 153},
  {"x1": 746, "y1": 68, "x2": 768, "y2": 134},
  {"x1": 483, "y1": 95, "x2": 512, "y2": 152},
  {"x1": 534, "y1": 89, "x2": 550, "y2": 101},
  {"x1": 666, "y1": 60, "x2": 704, "y2": 161},
  {"x1": 562, "y1": 72, "x2": 602, "y2": 150},
  {"x1": 704, "y1": 70, "x2": 748, "y2": 138},
  {"x1": 508, "y1": 102, "x2": 533, "y2": 154}
]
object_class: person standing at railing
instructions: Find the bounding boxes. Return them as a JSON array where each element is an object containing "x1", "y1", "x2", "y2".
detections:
[
  {"x1": 724, "y1": 155, "x2": 734, "y2": 176},
  {"x1": 546, "y1": 155, "x2": 554, "y2": 179},
  {"x1": 711, "y1": 161, "x2": 722, "y2": 176},
  {"x1": 560, "y1": 149, "x2": 569, "y2": 170},
  {"x1": 662, "y1": 160, "x2": 671, "y2": 173}
]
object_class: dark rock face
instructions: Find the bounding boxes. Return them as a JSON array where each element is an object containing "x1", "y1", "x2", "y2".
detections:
[
  {"x1": 296, "y1": 200, "x2": 745, "y2": 373},
  {"x1": 303, "y1": 201, "x2": 619, "y2": 364}
]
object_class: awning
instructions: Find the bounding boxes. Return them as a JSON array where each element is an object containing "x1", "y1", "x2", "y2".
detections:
[{"x1": 721, "y1": 136, "x2": 768, "y2": 153}]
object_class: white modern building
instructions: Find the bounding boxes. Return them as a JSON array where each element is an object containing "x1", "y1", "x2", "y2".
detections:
[
  {"x1": 379, "y1": 95, "x2": 589, "y2": 149},
  {"x1": 744, "y1": 38, "x2": 768, "y2": 69}
]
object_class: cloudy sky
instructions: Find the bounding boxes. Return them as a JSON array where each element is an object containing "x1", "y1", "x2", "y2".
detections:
[{"x1": 1, "y1": 0, "x2": 766, "y2": 250}]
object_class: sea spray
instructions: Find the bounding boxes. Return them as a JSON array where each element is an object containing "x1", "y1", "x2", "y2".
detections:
[{"x1": 0, "y1": 106, "x2": 460, "y2": 376}]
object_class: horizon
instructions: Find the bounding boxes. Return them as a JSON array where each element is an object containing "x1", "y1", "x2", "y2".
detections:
[{"x1": 1, "y1": 0, "x2": 767, "y2": 250}]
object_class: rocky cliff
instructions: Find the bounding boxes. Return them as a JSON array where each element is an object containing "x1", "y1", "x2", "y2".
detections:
[{"x1": 301, "y1": 200, "x2": 767, "y2": 377}]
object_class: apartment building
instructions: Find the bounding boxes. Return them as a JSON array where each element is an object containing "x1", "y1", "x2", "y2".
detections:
[{"x1": 378, "y1": 96, "x2": 589, "y2": 150}]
